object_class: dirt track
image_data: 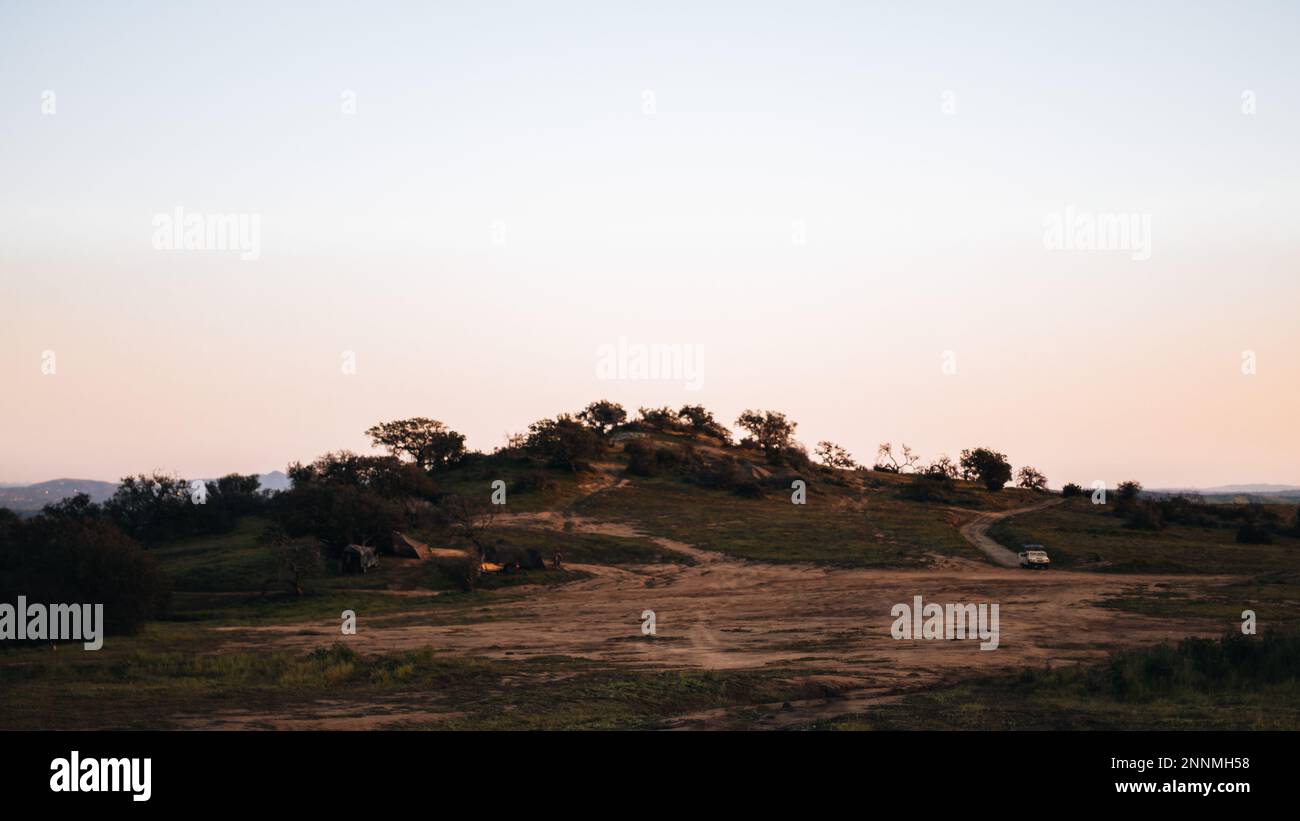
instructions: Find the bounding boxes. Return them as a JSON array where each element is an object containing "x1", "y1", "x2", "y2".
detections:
[
  {"x1": 957, "y1": 497, "x2": 1064, "y2": 567},
  {"x1": 202, "y1": 500, "x2": 1234, "y2": 729}
]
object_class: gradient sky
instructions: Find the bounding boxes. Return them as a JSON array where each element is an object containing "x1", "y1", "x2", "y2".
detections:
[{"x1": 2, "y1": 1, "x2": 1298, "y2": 488}]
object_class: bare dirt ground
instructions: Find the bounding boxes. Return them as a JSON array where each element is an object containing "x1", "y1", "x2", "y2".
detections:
[{"x1": 201, "y1": 497, "x2": 1236, "y2": 729}]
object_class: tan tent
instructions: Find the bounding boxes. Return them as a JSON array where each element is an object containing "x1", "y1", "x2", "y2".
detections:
[{"x1": 390, "y1": 531, "x2": 433, "y2": 560}]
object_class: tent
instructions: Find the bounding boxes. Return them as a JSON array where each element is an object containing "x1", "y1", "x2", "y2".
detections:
[
  {"x1": 390, "y1": 531, "x2": 433, "y2": 560},
  {"x1": 341, "y1": 544, "x2": 379, "y2": 573}
]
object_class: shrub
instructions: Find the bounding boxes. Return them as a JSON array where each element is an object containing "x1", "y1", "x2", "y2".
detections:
[
  {"x1": 1061, "y1": 483, "x2": 1084, "y2": 498},
  {"x1": 1236, "y1": 520, "x2": 1274, "y2": 544},
  {"x1": 1151, "y1": 495, "x2": 1217, "y2": 528},
  {"x1": 626, "y1": 448, "x2": 657, "y2": 477},
  {"x1": 104, "y1": 473, "x2": 198, "y2": 544},
  {"x1": 685, "y1": 456, "x2": 744, "y2": 490},
  {"x1": 509, "y1": 472, "x2": 554, "y2": 495},
  {"x1": 734, "y1": 410, "x2": 797, "y2": 457},
  {"x1": 271, "y1": 481, "x2": 408, "y2": 554},
  {"x1": 654, "y1": 446, "x2": 681, "y2": 469},
  {"x1": 773, "y1": 443, "x2": 813, "y2": 471},
  {"x1": 1085, "y1": 630, "x2": 1300, "y2": 701},
  {"x1": 287, "y1": 451, "x2": 435, "y2": 498},
  {"x1": 1116, "y1": 481, "x2": 1143, "y2": 503},
  {"x1": 0, "y1": 513, "x2": 171, "y2": 636},
  {"x1": 815, "y1": 441, "x2": 856, "y2": 469},
  {"x1": 576, "y1": 400, "x2": 627, "y2": 435},
  {"x1": 636, "y1": 407, "x2": 680, "y2": 431},
  {"x1": 899, "y1": 473, "x2": 953, "y2": 502},
  {"x1": 1123, "y1": 503, "x2": 1164, "y2": 531},
  {"x1": 524, "y1": 414, "x2": 605, "y2": 471},
  {"x1": 676, "y1": 405, "x2": 732, "y2": 442},
  {"x1": 925, "y1": 455, "x2": 960, "y2": 480},
  {"x1": 433, "y1": 551, "x2": 480, "y2": 592}
]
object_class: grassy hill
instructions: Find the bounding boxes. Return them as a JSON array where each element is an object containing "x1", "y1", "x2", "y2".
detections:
[{"x1": 6, "y1": 425, "x2": 1300, "y2": 730}]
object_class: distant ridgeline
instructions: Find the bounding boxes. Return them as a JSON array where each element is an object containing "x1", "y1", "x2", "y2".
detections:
[
  {"x1": 1142, "y1": 486, "x2": 1300, "y2": 505},
  {"x1": 0, "y1": 472, "x2": 291, "y2": 512}
]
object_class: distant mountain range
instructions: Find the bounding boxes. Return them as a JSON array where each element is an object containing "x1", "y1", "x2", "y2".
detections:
[
  {"x1": 0, "y1": 471, "x2": 291, "y2": 512},
  {"x1": 1142, "y1": 484, "x2": 1300, "y2": 504},
  {"x1": 1149, "y1": 484, "x2": 1300, "y2": 494}
]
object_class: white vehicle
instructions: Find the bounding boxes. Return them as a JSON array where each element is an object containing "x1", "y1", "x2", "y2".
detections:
[{"x1": 1018, "y1": 545, "x2": 1051, "y2": 569}]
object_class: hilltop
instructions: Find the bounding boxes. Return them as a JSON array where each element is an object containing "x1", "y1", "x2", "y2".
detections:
[{"x1": 3, "y1": 403, "x2": 1299, "y2": 731}]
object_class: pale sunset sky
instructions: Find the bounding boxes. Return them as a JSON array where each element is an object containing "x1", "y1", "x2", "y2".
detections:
[{"x1": 2, "y1": 1, "x2": 1298, "y2": 488}]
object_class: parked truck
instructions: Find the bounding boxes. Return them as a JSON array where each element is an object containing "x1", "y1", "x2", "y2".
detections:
[{"x1": 1018, "y1": 545, "x2": 1051, "y2": 569}]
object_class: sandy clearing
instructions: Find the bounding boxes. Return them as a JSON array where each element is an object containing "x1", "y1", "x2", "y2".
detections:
[{"x1": 200, "y1": 497, "x2": 1234, "y2": 729}]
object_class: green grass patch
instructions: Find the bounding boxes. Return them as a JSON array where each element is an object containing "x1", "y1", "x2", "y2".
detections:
[
  {"x1": 0, "y1": 643, "x2": 819, "y2": 731},
  {"x1": 150, "y1": 515, "x2": 277, "y2": 592},
  {"x1": 571, "y1": 476, "x2": 982, "y2": 566},
  {"x1": 990, "y1": 498, "x2": 1300, "y2": 575},
  {"x1": 494, "y1": 526, "x2": 691, "y2": 565},
  {"x1": 809, "y1": 630, "x2": 1300, "y2": 730}
]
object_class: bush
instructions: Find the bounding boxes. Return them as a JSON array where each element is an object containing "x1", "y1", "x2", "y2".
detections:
[
  {"x1": 734, "y1": 409, "x2": 797, "y2": 457},
  {"x1": 654, "y1": 447, "x2": 681, "y2": 469},
  {"x1": 509, "y1": 472, "x2": 554, "y2": 495},
  {"x1": 524, "y1": 414, "x2": 605, "y2": 471},
  {"x1": 288, "y1": 451, "x2": 435, "y2": 498},
  {"x1": 1151, "y1": 495, "x2": 1217, "y2": 528},
  {"x1": 1061, "y1": 482, "x2": 1084, "y2": 498},
  {"x1": 627, "y1": 450, "x2": 657, "y2": 477},
  {"x1": 676, "y1": 405, "x2": 732, "y2": 442},
  {"x1": 1123, "y1": 503, "x2": 1165, "y2": 531},
  {"x1": 814, "y1": 441, "x2": 856, "y2": 469},
  {"x1": 0, "y1": 513, "x2": 172, "y2": 636},
  {"x1": 1086, "y1": 630, "x2": 1300, "y2": 701},
  {"x1": 1236, "y1": 520, "x2": 1274, "y2": 544},
  {"x1": 684, "y1": 456, "x2": 745, "y2": 491},
  {"x1": 771, "y1": 443, "x2": 812, "y2": 471},
  {"x1": 899, "y1": 473, "x2": 953, "y2": 503},
  {"x1": 1116, "y1": 480, "x2": 1143, "y2": 503},
  {"x1": 433, "y1": 552, "x2": 479, "y2": 592},
  {"x1": 104, "y1": 473, "x2": 202, "y2": 544},
  {"x1": 270, "y1": 481, "x2": 408, "y2": 554},
  {"x1": 576, "y1": 400, "x2": 627, "y2": 435},
  {"x1": 636, "y1": 407, "x2": 680, "y2": 431}
]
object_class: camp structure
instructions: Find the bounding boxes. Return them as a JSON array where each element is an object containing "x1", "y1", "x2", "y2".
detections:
[
  {"x1": 391, "y1": 531, "x2": 434, "y2": 560},
  {"x1": 340, "y1": 544, "x2": 379, "y2": 574}
]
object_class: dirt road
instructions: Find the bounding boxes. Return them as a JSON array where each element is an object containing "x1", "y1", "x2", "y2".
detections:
[{"x1": 957, "y1": 497, "x2": 1064, "y2": 568}]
